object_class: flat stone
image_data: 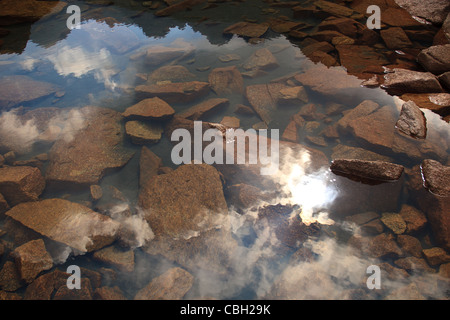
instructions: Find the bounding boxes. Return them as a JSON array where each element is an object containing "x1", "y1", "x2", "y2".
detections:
[
  {"x1": 0, "y1": 261, "x2": 22, "y2": 292},
  {"x1": 134, "y1": 267, "x2": 193, "y2": 300},
  {"x1": 155, "y1": 0, "x2": 205, "y2": 17},
  {"x1": 178, "y1": 98, "x2": 229, "y2": 120},
  {"x1": 245, "y1": 83, "x2": 289, "y2": 124},
  {"x1": 400, "y1": 93, "x2": 450, "y2": 116},
  {"x1": 90, "y1": 185, "x2": 103, "y2": 201},
  {"x1": 208, "y1": 66, "x2": 244, "y2": 95},
  {"x1": 397, "y1": 235, "x2": 422, "y2": 258},
  {"x1": 381, "y1": 212, "x2": 406, "y2": 234},
  {"x1": 278, "y1": 86, "x2": 308, "y2": 104},
  {"x1": 223, "y1": 22, "x2": 269, "y2": 38},
  {"x1": 313, "y1": 0, "x2": 354, "y2": 17},
  {"x1": 380, "y1": 27, "x2": 412, "y2": 49},
  {"x1": 331, "y1": 144, "x2": 392, "y2": 162},
  {"x1": 243, "y1": 48, "x2": 279, "y2": 71},
  {"x1": 139, "y1": 146, "x2": 162, "y2": 188},
  {"x1": 135, "y1": 81, "x2": 210, "y2": 104},
  {"x1": 125, "y1": 121, "x2": 163, "y2": 145},
  {"x1": 0, "y1": 166, "x2": 45, "y2": 206},
  {"x1": 0, "y1": 75, "x2": 59, "y2": 109},
  {"x1": 368, "y1": 233, "x2": 402, "y2": 259},
  {"x1": 5, "y1": 199, "x2": 120, "y2": 253},
  {"x1": 395, "y1": 100, "x2": 427, "y2": 139},
  {"x1": 421, "y1": 159, "x2": 450, "y2": 197},
  {"x1": 417, "y1": 45, "x2": 450, "y2": 75},
  {"x1": 148, "y1": 65, "x2": 195, "y2": 83},
  {"x1": 399, "y1": 204, "x2": 427, "y2": 234},
  {"x1": 345, "y1": 211, "x2": 380, "y2": 226},
  {"x1": 218, "y1": 54, "x2": 241, "y2": 62},
  {"x1": 92, "y1": 245, "x2": 135, "y2": 273},
  {"x1": 13, "y1": 239, "x2": 53, "y2": 283},
  {"x1": 220, "y1": 116, "x2": 240, "y2": 128},
  {"x1": 94, "y1": 286, "x2": 127, "y2": 300},
  {"x1": 23, "y1": 269, "x2": 69, "y2": 300},
  {"x1": 439, "y1": 72, "x2": 450, "y2": 91},
  {"x1": 46, "y1": 106, "x2": 135, "y2": 187},
  {"x1": 394, "y1": 257, "x2": 435, "y2": 274},
  {"x1": 335, "y1": 45, "x2": 389, "y2": 75},
  {"x1": 382, "y1": 68, "x2": 443, "y2": 96},
  {"x1": 123, "y1": 97, "x2": 175, "y2": 120},
  {"x1": 394, "y1": 0, "x2": 450, "y2": 25},
  {"x1": 422, "y1": 247, "x2": 450, "y2": 266},
  {"x1": 330, "y1": 159, "x2": 404, "y2": 182},
  {"x1": 144, "y1": 45, "x2": 194, "y2": 67}
]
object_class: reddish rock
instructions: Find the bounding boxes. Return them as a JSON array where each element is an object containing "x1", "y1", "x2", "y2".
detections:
[
  {"x1": 178, "y1": 98, "x2": 229, "y2": 120},
  {"x1": 0, "y1": 166, "x2": 45, "y2": 206},
  {"x1": 134, "y1": 267, "x2": 193, "y2": 300},
  {"x1": 397, "y1": 235, "x2": 422, "y2": 258},
  {"x1": 0, "y1": 0, "x2": 67, "y2": 26},
  {"x1": 380, "y1": 27, "x2": 412, "y2": 49},
  {"x1": 330, "y1": 159, "x2": 404, "y2": 182},
  {"x1": 135, "y1": 81, "x2": 210, "y2": 104},
  {"x1": 0, "y1": 261, "x2": 22, "y2": 292},
  {"x1": 368, "y1": 233, "x2": 402, "y2": 259},
  {"x1": 208, "y1": 66, "x2": 244, "y2": 96},
  {"x1": 125, "y1": 121, "x2": 163, "y2": 145},
  {"x1": 417, "y1": 44, "x2": 450, "y2": 75},
  {"x1": 92, "y1": 245, "x2": 135, "y2": 273},
  {"x1": 122, "y1": 97, "x2": 175, "y2": 120},
  {"x1": 148, "y1": 65, "x2": 195, "y2": 83},
  {"x1": 139, "y1": 146, "x2": 162, "y2": 188},
  {"x1": 5, "y1": 199, "x2": 119, "y2": 253},
  {"x1": 220, "y1": 116, "x2": 240, "y2": 128},
  {"x1": 223, "y1": 22, "x2": 269, "y2": 38},
  {"x1": 13, "y1": 239, "x2": 53, "y2": 283},
  {"x1": 90, "y1": 185, "x2": 103, "y2": 201},
  {"x1": 394, "y1": 257, "x2": 435, "y2": 274},
  {"x1": 245, "y1": 83, "x2": 289, "y2": 124},
  {"x1": 94, "y1": 286, "x2": 127, "y2": 300},
  {"x1": 53, "y1": 278, "x2": 93, "y2": 300},
  {"x1": 281, "y1": 120, "x2": 299, "y2": 143},
  {"x1": 23, "y1": 269, "x2": 69, "y2": 300},
  {"x1": 336, "y1": 44, "x2": 389, "y2": 75},
  {"x1": 422, "y1": 247, "x2": 450, "y2": 266},
  {"x1": 154, "y1": 0, "x2": 205, "y2": 16},
  {"x1": 225, "y1": 183, "x2": 274, "y2": 211},
  {"x1": 400, "y1": 93, "x2": 450, "y2": 116},
  {"x1": 399, "y1": 204, "x2": 427, "y2": 234},
  {"x1": 394, "y1": 0, "x2": 450, "y2": 25},
  {"x1": 382, "y1": 68, "x2": 443, "y2": 95}
]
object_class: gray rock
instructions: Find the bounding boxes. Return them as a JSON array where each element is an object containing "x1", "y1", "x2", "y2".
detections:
[
  {"x1": 395, "y1": 100, "x2": 427, "y2": 139},
  {"x1": 382, "y1": 68, "x2": 443, "y2": 95},
  {"x1": 417, "y1": 45, "x2": 450, "y2": 75},
  {"x1": 394, "y1": 0, "x2": 450, "y2": 25}
]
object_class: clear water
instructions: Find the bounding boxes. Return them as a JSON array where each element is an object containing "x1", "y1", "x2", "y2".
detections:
[{"x1": 0, "y1": 0, "x2": 449, "y2": 300}]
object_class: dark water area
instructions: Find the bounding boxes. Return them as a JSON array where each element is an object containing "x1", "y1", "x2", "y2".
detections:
[{"x1": 0, "y1": 0, "x2": 449, "y2": 300}]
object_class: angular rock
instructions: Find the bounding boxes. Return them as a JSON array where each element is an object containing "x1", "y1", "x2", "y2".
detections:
[
  {"x1": 139, "y1": 146, "x2": 162, "y2": 188},
  {"x1": 0, "y1": 75, "x2": 59, "y2": 109},
  {"x1": 24, "y1": 269, "x2": 69, "y2": 300},
  {"x1": 94, "y1": 286, "x2": 127, "y2": 300},
  {"x1": 208, "y1": 66, "x2": 244, "y2": 95},
  {"x1": 92, "y1": 245, "x2": 135, "y2": 273},
  {"x1": 155, "y1": 0, "x2": 205, "y2": 17},
  {"x1": 336, "y1": 44, "x2": 389, "y2": 75},
  {"x1": 53, "y1": 278, "x2": 93, "y2": 300},
  {"x1": 46, "y1": 106, "x2": 135, "y2": 188},
  {"x1": 380, "y1": 27, "x2": 412, "y2": 49},
  {"x1": 0, "y1": 166, "x2": 45, "y2": 206},
  {"x1": 417, "y1": 45, "x2": 450, "y2": 75},
  {"x1": 178, "y1": 98, "x2": 229, "y2": 120},
  {"x1": 144, "y1": 45, "x2": 194, "y2": 67},
  {"x1": 0, "y1": 0, "x2": 67, "y2": 26},
  {"x1": 135, "y1": 81, "x2": 210, "y2": 104},
  {"x1": 125, "y1": 121, "x2": 163, "y2": 145},
  {"x1": 381, "y1": 213, "x2": 406, "y2": 234},
  {"x1": 330, "y1": 159, "x2": 404, "y2": 182},
  {"x1": 0, "y1": 261, "x2": 22, "y2": 292},
  {"x1": 422, "y1": 247, "x2": 450, "y2": 266},
  {"x1": 313, "y1": 0, "x2": 354, "y2": 17},
  {"x1": 134, "y1": 267, "x2": 193, "y2": 300},
  {"x1": 223, "y1": 22, "x2": 269, "y2": 38},
  {"x1": 421, "y1": 159, "x2": 450, "y2": 197},
  {"x1": 148, "y1": 65, "x2": 195, "y2": 83},
  {"x1": 394, "y1": 257, "x2": 435, "y2": 274},
  {"x1": 225, "y1": 183, "x2": 273, "y2": 211},
  {"x1": 281, "y1": 120, "x2": 299, "y2": 143},
  {"x1": 384, "y1": 283, "x2": 425, "y2": 300},
  {"x1": 394, "y1": 0, "x2": 450, "y2": 25},
  {"x1": 243, "y1": 48, "x2": 279, "y2": 71},
  {"x1": 13, "y1": 239, "x2": 53, "y2": 283},
  {"x1": 278, "y1": 86, "x2": 308, "y2": 104},
  {"x1": 245, "y1": 83, "x2": 288, "y2": 124},
  {"x1": 331, "y1": 145, "x2": 392, "y2": 162},
  {"x1": 399, "y1": 204, "x2": 427, "y2": 234},
  {"x1": 368, "y1": 233, "x2": 402, "y2": 258},
  {"x1": 400, "y1": 93, "x2": 450, "y2": 116},
  {"x1": 5, "y1": 199, "x2": 120, "y2": 253},
  {"x1": 395, "y1": 100, "x2": 427, "y2": 139},
  {"x1": 397, "y1": 235, "x2": 422, "y2": 258},
  {"x1": 438, "y1": 72, "x2": 450, "y2": 91},
  {"x1": 90, "y1": 185, "x2": 103, "y2": 201},
  {"x1": 345, "y1": 211, "x2": 380, "y2": 226},
  {"x1": 122, "y1": 97, "x2": 175, "y2": 120},
  {"x1": 382, "y1": 69, "x2": 443, "y2": 95},
  {"x1": 220, "y1": 116, "x2": 240, "y2": 128}
]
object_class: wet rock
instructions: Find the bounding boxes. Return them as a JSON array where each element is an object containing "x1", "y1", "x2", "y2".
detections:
[
  {"x1": 335, "y1": 45, "x2": 389, "y2": 75},
  {"x1": 46, "y1": 106, "x2": 134, "y2": 188},
  {"x1": 378, "y1": 262, "x2": 409, "y2": 281},
  {"x1": 139, "y1": 146, "x2": 162, "y2": 188},
  {"x1": 381, "y1": 213, "x2": 406, "y2": 234},
  {"x1": 394, "y1": 257, "x2": 435, "y2": 274},
  {"x1": 368, "y1": 233, "x2": 402, "y2": 259},
  {"x1": 380, "y1": 27, "x2": 412, "y2": 49},
  {"x1": 148, "y1": 65, "x2": 195, "y2": 83},
  {"x1": 90, "y1": 185, "x2": 103, "y2": 202},
  {"x1": 0, "y1": 193, "x2": 8, "y2": 214},
  {"x1": 360, "y1": 219, "x2": 385, "y2": 235},
  {"x1": 24, "y1": 269, "x2": 69, "y2": 300},
  {"x1": 208, "y1": 66, "x2": 244, "y2": 96},
  {"x1": 384, "y1": 283, "x2": 425, "y2": 300},
  {"x1": 245, "y1": 83, "x2": 288, "y2": 124},
  {"x1": 178, "y1": 98, "x2": 229, "y2": 121},
  {"x1": 92, "y1": 245, "x2": 135, "y2": 273},
  {"x1": 421, "y1": 159, "x2": 450, "y2": 197},
  {"x1": 220, "y1": 116, "x2": 240, "y2": 128},
  {"x1": 281, "y1": 120, "x2": 299, "y2": 143},
  {"x1": 135, "y1": 81, "x2": 210, "y2": 104},
  {"x1": 134, "y1": 267, "x2": 193, "y2": 300},
  {"x1": 94, "y1": 286, "x2": 127, "y2": 300},
  {"x1": 400, "y1": 93, "x2": 450, "y2": 116},
  {"x1": 439, "y1": 263, "x2": 450, "y2": 278},
  {"x1": 243, "y1": 48, "x2": 279, "y2": 71},
  {"x1": 225, "y1": 183, "x2": 274, "y2": 212},
  {"x1": 0, "y1": 0, "x2": 67, "y2": 25},
  {"x1": 123, "y1": 97, "x2": 175, "y2": 121},
  {"x1": 397, "y1": 235, "x2": 422, "y2": 258},
  {"x1": 439, "y1": 72, "x2": 450, "y2": 91},
  {"x1": 330, "y1": 159, "x2": 404, "y2": 183},
  {"x1": 278, "y1": 86, "x2": 308, "y2": 104},
  {"x1": 218, "y1": 54, "x2": 241, "y2": 63},
  {"x1": 0, "y1": 75, "x2": 59, "y2": 109},
  {"x1": 345, "y1": 211, "x2": 380, "y2": 226},
  {"x1": 382, "y1": 68, "x2": 443, "y2": 95},
  {"x1": 53, "y1": 278, "x2": 93, "y2": 300},
  {"x1": 317, "y1": 16, "x2": 379, "y2": 45},
  {"x1": 5, "y1": 199, "x2": 120, "y2": 253},
  {"x1": 144, "y1": 45, "x2": 194, "y2": 67},
  {"x1": 395, "y1": 100, "x2": 427, "y2": 139},
  {"x1": 331, "y1": 145, "x2": 392, "y2": 162},
  {"x1": 0, "y1": 261, "x2": 22, "y2": 292},
  {"x1": 155, "y1": 0, "x2": 205, "y2": 17},
  {"x1": 223, "y1": 22, "x2": 269, "y2": 38},
  {"x1": 394, "y1": 0, "x2": 450, "y2": 25},
  {"x1": 422, "y1": 247, "x2": 450, "y2": 266},
  {"x1": 13, "y1": 239, "x2": 53, "y2": 283},
  {"x1": 0, "y1": 166, "x2": 45, "y2": 206},
  {"x1": 313, "y1": 0, "x2": 354, "y2": 17},
  {"x1": 268, "y1": 18, "x2": 305, "y2": 34},
  {"x1": 399, "y1": 204, "x2": 427, "y2": 234},
  {"x1": 125, "y1": 120, "x2": 163, "y2": 145},
  {"x1": 417, "y1": 45, "x2": 450, "y2": 75}
]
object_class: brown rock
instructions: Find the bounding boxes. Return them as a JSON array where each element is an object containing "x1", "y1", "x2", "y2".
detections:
[
  {"x1": 281, "y1": 120, "x2": 299, "y2": 143},
  {"x1": 421, "y1": 159, "x2": 450, "y2": 197},
  {"x1": 208, "y1": 66, "x2": 244, "y2": 95},
  {"x1": 368, "y1": 233, "x2": 402, "y2": 258},
  {"x1": 24, "y1": 269, "x2": 69, "y2": 300},
  {"x1": 417, "y1": 45, "x2": 450, "y2": 75},
  {"x1": 139, "y1": 146, "x2": 162, "y2": 188},
  {"x1": 148, "y1": 65, "x2": 195, "y2": 83},
  {"x1": 225, "y1": 183, "x2": 274, "y2": 211},
  {"x1": 0, "y1": 0, "x2": 67, "y2": 26},
  {"x1": 382, "y1": 68, "x2": 443, "y2": 96},
  {"x1": 399, "y1": 204, "x2": 427, "y2": 234},
  {"x1": 331, "y1": 145, "x2": 392, "y2": 162},
  {"x1": 439, "y1": 263, "x2": 450, "y2": 278},
  {"x1": 395, "y1": 100, "x2": 427, "y2": 139},
  {"x1": 125, "y1": 121, "x2": 163, "y2": 145},
  {"x1": 13, "y1": 239, "x2": 53, "y2": 283},
  {"x1": 155, "y1": 0, "x2": 205, "y2": 16},
  {"x1": 0, "y1": 193, "x2": 8, "y2": 214},
  {"x1": 0, "y1": 166, "x2": 45, "y2": 206},
  {"x1": 5, "y1": 199, "x2": 119, "y2": 253},
  {"x1": 278, "y1": 86, "x2": 308, "y2": 104},
  {"x1": 381, "y1": 212, "x2": 406, "y2": 234},
  {"x1": 335, "y1": 45, "x2": 389, "y2": 75},
  {"x1": 53, "y1": 278, "x2": 93, "y2": 300},
  {"x1": 90, "y1": 185, "x2": 103, "y2": 201},
  {"x1": 313, "y1": 0, "x2": 354, "y2": 17},
  {"x1": 178, "y1": 98, "x2": 229, "y2": 120},
  {"x1": 394, "y1": 0, "x2": 450, "y2": 25},
  {"x1": 245, "y1": 83, "x2": 288, "y2": 124},
  {"x1": 422, "y1": 247, "x2": 450, "y2": 266},
  {"x1": 394, "y1": 257, "x2": 435, "y2": 274},
  {"x1": 330, "y1": 159, "x2": 404, "y2": 182},
  {"x1": 380, "y1": 27, "x2": 412, "y2": 49},
  {"x1": 135, "y1": 80, "x2": 210, "y2": 104},
  {"x1": 360, "y1": 219, "x2": 385, "y2": 235},
  {"x1": 440, "y1": 71, "x2": 450, "y2": 90},
  {"x1": 122, "y1": 97, "x2": 175, "y2": 120},
  {"x1": 400, "y1": 93, "x2": 450, "y2": 116},
  {"x1": 223, "y1": 22, "x2": 269, "y2": 38},
  {"x1": 94, "y1": 286, "x2": 127, "y2": 300},
  {"x1": 345, "y1": 211, "x2": 380, "y2": 226},
  {"x1": 134, "y1": 267, "x2": 193, "y2": 300},
  {"x1": 397, "y1": 235, "x2": 422, "y2": 258},
  {"x1": 92, "y1": 245, "x2": 135, "y2": 273},
  {"x1": 243, "y1": 48, "x2": 279, "y2": 71},
  {"x1": 384, "y1": 283, "x2": 425, "y2": 300},
  {"x1": 220, "y1": 116, "x2": 240, "y2": 128},
  {"x1": 46, "y1": 106, "x2": 134, "y2": 188},
  {"x1": 0, "y1": 261, "x2": 22, "y2": 292},
  {"x1": 144, "y1": 45, "x2": 194, "y2": 67}
]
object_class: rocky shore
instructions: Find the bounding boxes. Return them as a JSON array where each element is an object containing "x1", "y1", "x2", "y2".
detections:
[{"x1": 0, "y1": 0, "x2": 449, "y2": 300}]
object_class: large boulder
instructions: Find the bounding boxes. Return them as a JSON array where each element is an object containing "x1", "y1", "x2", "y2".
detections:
[
  {"x1": 417, "y1": 45, "x2": 450, "y2": 75},
  {"x1": 5, "y1": 199, "x2": 120, "y2": 253},
  {"x1": 421, "y1": 159, "x2": 450, "y2": 197},
  {"x1": 394, "y1": 0, "x2": 450, "y2": 25},
  {"x1": 0, "y1": 166, "x2": 45, "y2": 206},
  {"x1": 382, "y1": 69, "x2": 443, "y2": 95},
  {"x1": 45, "y1": 106, "x2": 135, "y2": 188}
]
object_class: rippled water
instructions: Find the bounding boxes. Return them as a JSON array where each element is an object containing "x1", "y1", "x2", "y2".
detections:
[{"x1": 0, "y1": 0, "x2": 449, "y2": 300}]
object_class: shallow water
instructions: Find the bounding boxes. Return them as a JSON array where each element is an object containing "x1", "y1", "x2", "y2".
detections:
[{"x1": 0, "y1": 0, "x2": 449, "y2": 300}]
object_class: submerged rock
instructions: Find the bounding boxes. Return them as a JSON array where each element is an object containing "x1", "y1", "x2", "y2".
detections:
[
  {"x1": 13, "y1": 239, "x2": 53, "y2": 283},
  {"x1": 243, "y1": 48, "x2": 279, "y2": 71},
  {"x1": 178, "y1": 98, "x2": 229, "y2": 120},
  {"x1": 125, "y1": 120, "x2": 163, "y2": 145},
  {"x1": 0, "y1": 166, "x2": 45, "y2": 206},
  {"x1": 0, "y1": 0, "x2": 67, "y2": 25},
  {"x1": 245, "y1": 83, "x2": 288, "y2": 124},
  {"x1": 400, "y1": 93, "x2": 450, "y2": 116},
  {"x1": 46, "y1": 106, "x2": 134, "y2": 188},
  {"x1": 223, "y1": 22, "x2": 269, "y2": 38},
  {"x1": 5, "y1": 199, "x2": 120, "y2": 253},
  {"x1": 395, "y1": 100, "x2": 427, "y2": 139},
  {"x1": 144, "y1": 45, "x2": 194, "y2": 67},
  {"x1": 330, "y1": 159, "x2": 404, "y2": 183},
  {"x1": 122, "y1": 97, "x2": 175, "y2": 120},
  {"x1": 135, "y1": 81, "x2": 210, "y2": 104},
  {"x1": 139, "y1": 146, "x2": 162, "y2": 188},
  {"x1": 148, "y1": 65, "x2": 195, "y2": 83},
  {"x1": 208, "y1": 66, "x2": 244, "y2": 96}
]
